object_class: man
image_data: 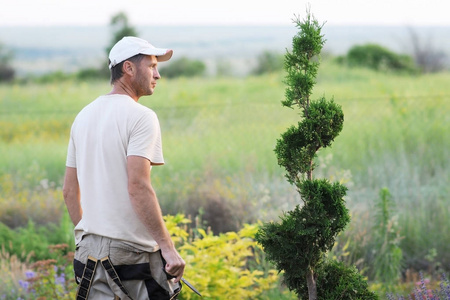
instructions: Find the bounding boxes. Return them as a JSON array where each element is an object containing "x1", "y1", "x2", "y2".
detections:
[{"x1": 63, "y1": 36, "x2": 185, "y2": 300}]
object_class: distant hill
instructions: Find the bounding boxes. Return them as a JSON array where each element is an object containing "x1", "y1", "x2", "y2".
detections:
[{"x1": 1, "y1": 25, "x2": 449, "y2": 76}]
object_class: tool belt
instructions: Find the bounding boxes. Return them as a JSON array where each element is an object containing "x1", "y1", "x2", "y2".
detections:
[
  {"x1": 74, "y1": 256, "x2": 181, "y2": 300},
  {"x1": 75, "y1": 255, "x2": 135, "y2": 300}
]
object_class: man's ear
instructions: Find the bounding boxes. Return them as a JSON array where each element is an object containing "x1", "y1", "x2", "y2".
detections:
[{"x1": 122, "y1": 61, "x2": 135, "y2": 76}]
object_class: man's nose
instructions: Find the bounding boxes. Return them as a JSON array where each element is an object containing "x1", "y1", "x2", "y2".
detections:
[{"x1": 154, "y1": 67, "x2": 161, "y2": 79}]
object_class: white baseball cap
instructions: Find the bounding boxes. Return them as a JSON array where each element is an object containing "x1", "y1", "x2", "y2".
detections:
[{"x1": 108, "y1": 36, "x2": 173, "y2": 69}]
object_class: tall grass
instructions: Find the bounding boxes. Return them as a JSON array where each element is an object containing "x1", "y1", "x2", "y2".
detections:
[
  {"x1": 1, "y1": 59, "x2": 449, "y2": 282},
  {"x1": 314, "y1": 63, "x2": 450, "y2": 276}
]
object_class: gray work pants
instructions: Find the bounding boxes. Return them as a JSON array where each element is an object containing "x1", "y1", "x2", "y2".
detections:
[{"x1": 74, "y1": 234, "x2": 181, "y2": 300}]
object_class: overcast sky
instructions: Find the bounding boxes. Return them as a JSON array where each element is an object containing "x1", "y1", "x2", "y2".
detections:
[{"x1": 1, "y1": 0, "x2": 449, "y2": 27}]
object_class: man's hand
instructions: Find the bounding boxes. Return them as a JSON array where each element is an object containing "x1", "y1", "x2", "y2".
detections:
[{"x1": 161, "y1": 247, "x2": 186, "y2": 283}]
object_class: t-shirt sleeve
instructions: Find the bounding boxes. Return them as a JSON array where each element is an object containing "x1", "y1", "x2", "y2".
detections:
[
  {"x1": 127, "y1": 110, "x2": 164, "y2": 165},
  {"x1": 66, "y1": 127, "x2": 77, "y2": 168}
]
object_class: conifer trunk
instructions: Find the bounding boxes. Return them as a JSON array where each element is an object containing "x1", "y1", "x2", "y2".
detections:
[{"x1": 306, "y1": 268, "x2": 317, "y2": 300}]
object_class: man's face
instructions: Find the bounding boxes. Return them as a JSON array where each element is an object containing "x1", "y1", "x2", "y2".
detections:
[{"x1": 133, "y1": 55, "x2": 161, "y2": 97}]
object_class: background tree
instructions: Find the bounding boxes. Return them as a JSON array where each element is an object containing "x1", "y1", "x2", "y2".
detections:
[
  {"x1": 256, "y1": 11, "x2": 377, "y2": 300},
  {"x1": 159, "y1": 57, "x2": 206, "y2": 78},
  {"x1": 106, "y1": 12, "x2": 139, "y2": 56},
  {"x1": 407, "y1": 27, "x2": 447, "y2": 73},
  {"x1": 0, "y1": 42, "x2": 15, "y2": 82},
  {"x1": 251, "y1": 50, "x2": 284, "y2": 75},
  {"x1": 337, "y1": 43, "x2": 418, "y2": 74}
]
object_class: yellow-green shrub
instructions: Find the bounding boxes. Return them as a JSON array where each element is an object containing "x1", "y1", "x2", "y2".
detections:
[{"x1": 164, "y1": 215, "x2": 280, "y2": 299}]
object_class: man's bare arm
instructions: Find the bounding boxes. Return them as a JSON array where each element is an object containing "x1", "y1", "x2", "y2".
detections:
[
  {"x1": 63, "y1": 167, "x2": 82, "y2": 226},
  {"x1": 127, "y1": 155, "x2": 185, "y2": 282}
]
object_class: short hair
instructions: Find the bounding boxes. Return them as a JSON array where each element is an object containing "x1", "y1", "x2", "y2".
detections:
[{"x1": 110, "y1": 54, "x2": 146, "y2": 84}]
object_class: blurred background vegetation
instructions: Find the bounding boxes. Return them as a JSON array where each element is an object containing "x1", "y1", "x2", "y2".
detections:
[{"x1": 1, "y1": 11, "x2": 449, "y2": 299}]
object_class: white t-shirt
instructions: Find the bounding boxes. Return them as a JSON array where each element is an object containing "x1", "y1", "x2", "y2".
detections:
[{"x1": 66, "y1": 94, "x2": 164, "y2": 251}]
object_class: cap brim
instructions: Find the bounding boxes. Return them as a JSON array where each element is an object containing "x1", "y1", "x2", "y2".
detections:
[
  {"x1": 157, "y1": 49, "x2": 173, "y2": 62},
  {"x1": 141, "y1": 49, "x2": 173, "y2": 62}
]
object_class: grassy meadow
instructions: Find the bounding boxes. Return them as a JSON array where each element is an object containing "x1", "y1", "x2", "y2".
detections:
[{"x1": 1, "y1": 58, "x2": 449, "y2": 297}]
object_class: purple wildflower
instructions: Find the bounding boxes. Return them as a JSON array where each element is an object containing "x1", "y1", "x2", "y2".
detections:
[
  {"x1": 414, "y1": 287, "x2": 422, "y2": 300},
  {"x1": 25, "y1": 270, "x2": 35, "y2": 279},
  {"x1": 420, "y1": 272, "x2": 431, "y2": 300},
  {"x1": 442, "y1": 273, "x2": 450, "y2": 299},
  {"x1": 55, "y1": 273, "x2": 66, "y2": 286},
  {"x1": 18, "y1": 280, "x2": 29, "y2": 291}
]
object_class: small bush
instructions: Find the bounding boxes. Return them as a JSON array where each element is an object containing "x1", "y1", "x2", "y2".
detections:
[
  {"x1": 407, "y1": 27, "x2": 448, "y2": 73},
  {"x1": 0, "y1": 65, "x2": 14, "y2": 82},
  {"x1": 0, "y1": 212, "x2": 74, "y2": 262},
  {"x1": 159, "y1": 57, "x2": 206, "y2": 78},
  {"x1": 338, "y1": 44, "x2": 418, "y2": 74},
  {"x1": 252, "y1": 51, "x2": 284, "y2": 75},
  {"x1": 76, "y1": 67, "x2": 109, "y2": 81},
  {"x1": 168, "y1": 215, "x2": 280, "y2": 300},
  {"x1": 32, "y1": 71, "x2": 73, "y2": 83},
  {"x1": 0, "y1": 42, "x2": 15, "y2": 82},
  {"x1": 183, "y1": 175, "x2": 254, "y2": 235},
  {"x1": 280, "y1": 258, "x2": 379, "y2": 299},
  {"x1": 314, "y1": 260, "x2": 379, "y2": 300}
]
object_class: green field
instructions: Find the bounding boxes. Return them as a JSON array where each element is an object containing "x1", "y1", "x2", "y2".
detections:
[{"x1": 1, "y1": 59, "x2": 449, "y2": 295}]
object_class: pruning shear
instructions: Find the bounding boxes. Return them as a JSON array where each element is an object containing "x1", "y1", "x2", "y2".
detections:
[{"x1": 163, "y1": 268, "x2": 202, "y2": 297}]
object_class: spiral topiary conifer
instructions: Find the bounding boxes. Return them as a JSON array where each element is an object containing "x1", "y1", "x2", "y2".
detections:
[{"x1": 256, "y1": 10, "x2": 378, "y2": 300}]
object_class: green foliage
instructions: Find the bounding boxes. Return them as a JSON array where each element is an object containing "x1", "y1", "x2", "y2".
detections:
[
  {"x1": 28, "y1": 70, "x2": 73, "y2": 83},
  {"x1": 282, "y1": 14, "x2": 324, "y2": 109},
  {"x1": 159, "y1": 57, "x2": 206, "y2": 78},
  {"x1": 0, "y1": 222, "x2": 14, "y2": 247},
  {"x1": 75, "y1": 67, "x2": 110, "y2": 81},
  {"x1": 297, "y1": 180, "x2": 350, "y2": 246},
  {"x1": 308, "y1": 260, "x2": 378, "y2": 299},
  {"x1": 0, "y1": 212, "x2": 74, "y2": 262},
  {"x1": 0, "y1": 65, "x2": 14, "y2": 82},
  {"x1": 252, "y1": 51, "x2": 284, "y2": 75},
  {"x1": 338, "y1": 44, "x2": 418, "y2": 73},
  {"x1": 275, "y1": 97, "x2": 344, "y2": 183},
  {"x1": 20, "y1": 67, "x2": 109, "y2": 83},
  {"x1": 0, "y1": 42, "x2": 14, "y2": 82},
  {"x1": 371, "y1": 188, "x2": 403, "y2": 286},
  {"x1": 256, "y1": 180, "x2": 350, "y2": 295}
]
